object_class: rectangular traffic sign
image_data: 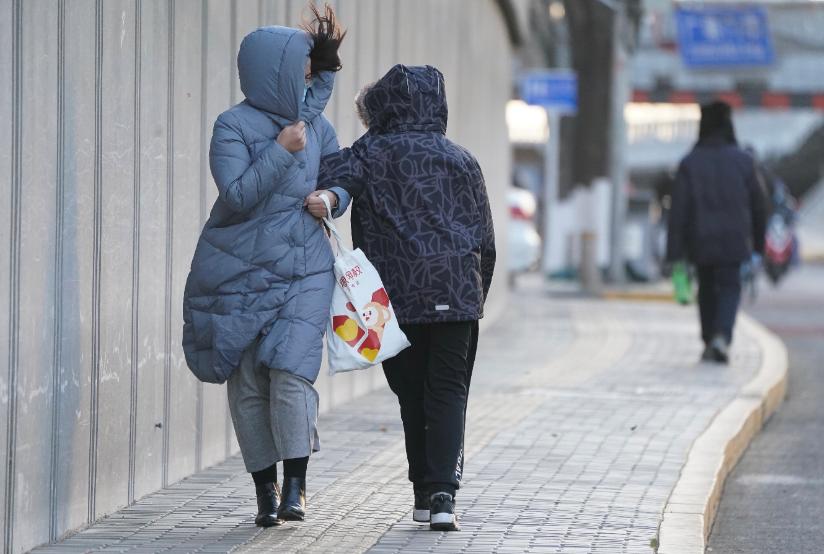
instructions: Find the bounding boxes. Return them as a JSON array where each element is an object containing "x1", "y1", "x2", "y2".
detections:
[
  {"x1": 520, "y1": 71, "x2": 578, "y2": 114},
  {"x1": 676, "y1": 5, "x2": 774, "y2": 68}
]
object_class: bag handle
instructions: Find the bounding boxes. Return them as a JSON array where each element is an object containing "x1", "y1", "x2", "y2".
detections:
[{"x1": 319, "y1": 193, "x2": 351, "y2": 254}]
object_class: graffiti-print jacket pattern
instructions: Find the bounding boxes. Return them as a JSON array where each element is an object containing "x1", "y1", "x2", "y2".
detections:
[{"x1": 320, "y1": 64, "x2": 496, "y2": 325}]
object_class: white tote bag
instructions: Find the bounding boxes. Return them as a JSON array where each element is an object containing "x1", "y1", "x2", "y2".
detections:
[{"x1": 320, "y1": 195, "x2": 410, "y2": 374}]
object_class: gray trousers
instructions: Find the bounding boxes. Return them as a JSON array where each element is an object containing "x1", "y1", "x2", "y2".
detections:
[{"x1": 227, "y1": 346, "x2": 321, "y2": 473}]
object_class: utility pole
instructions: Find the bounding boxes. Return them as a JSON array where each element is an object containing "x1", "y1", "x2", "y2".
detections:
[
  {"x1": 608, "y1": 3, "x2": 631, "y2": 283},
  {"x1": 542, "y1": 110, "x2": 561, "y2": 277},
  {"x1": 565, "y1": 0, "x2": 639, "y2": 285}
]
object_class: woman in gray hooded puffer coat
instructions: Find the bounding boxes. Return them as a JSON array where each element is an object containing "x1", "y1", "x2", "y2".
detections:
[{"x1": 182, "y1": 6, "x2": 345, "y2": 526}]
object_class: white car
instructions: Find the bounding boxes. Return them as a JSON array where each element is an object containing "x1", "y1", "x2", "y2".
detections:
[{"x1": 508, "y1": 187, "x2": 542, "y2": 275}]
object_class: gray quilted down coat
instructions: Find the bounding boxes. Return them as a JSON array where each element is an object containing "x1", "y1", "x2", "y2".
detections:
[{"x1": 182, "y1": 26, "x2": 339, "y2": 384}]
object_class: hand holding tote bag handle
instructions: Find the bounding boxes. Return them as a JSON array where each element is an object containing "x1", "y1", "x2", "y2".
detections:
[{"x1": 319, "y1": 194, "x2": 410, "y2": 374}]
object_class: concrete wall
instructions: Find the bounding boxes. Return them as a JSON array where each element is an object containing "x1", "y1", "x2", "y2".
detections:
[{"x1": 0, "y1": 1, "x2": 511, "y2": 551}]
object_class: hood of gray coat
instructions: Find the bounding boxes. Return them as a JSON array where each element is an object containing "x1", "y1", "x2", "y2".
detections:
[{"x1": 238, "y1": 26, "x2": 334, "y2": 123}]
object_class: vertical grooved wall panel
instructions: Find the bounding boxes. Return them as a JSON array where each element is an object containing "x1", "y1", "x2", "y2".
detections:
[
  {"x1": 161, "y1": 0, "x2": 174, "y2": 490},
  {"x1": 15, "y1": 1, "x2": 59, "y2": 551},
  {"x1": 347, "y1": 0, "x2": 377, "y2": 401},
  {"x1": 284, "y1": 0, "x2": 298, "y2": 27},
  {"x1": 258, "y1": 0, "x2": 286, "y2": 26},
  {"x1": 200, "y1": 0, "x2": 235, "y2": 469},
  {"x1": 232, "y1": 2, "x2": 259, "y2": 107},
  {"x1": 127, "y1": 0, "x2": 140, "y2": 505},
  {"x1": 167, "y1": 0, "x2": 204, "y2": 486},
  {"x1": 133, "y1": 0, "x2": 169, "y2": 502},
  {"x1": 375, "y1": 0, "x2": 398, "y2": 79},
  {"x1": 396, "y1": 1, "x2": 424, "y2": 66},
  {"x1": 49, "y1": 0, "x2": 65, "y2": 537},
  {"x1": 95, "y1": 0, "x2": 137, "y2": 519},
  {"x1": 54, "y1": 0, "x2": 96, "y2": 540},
  {"x1": 0, "y1": 0, "x2": 15, "y2": 550}
]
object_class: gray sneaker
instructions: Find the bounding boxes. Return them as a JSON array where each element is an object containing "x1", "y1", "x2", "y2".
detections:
[
  {"x1": 701, "y1": 344, "x2": 715, "y2": 362},
  {"x1": 710, "y1": 335, "x2": 729, "y2": 364}
]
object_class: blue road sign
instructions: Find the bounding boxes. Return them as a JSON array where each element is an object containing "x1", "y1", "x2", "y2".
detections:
[
  {"x1": 676, "y1": 6, "x2": 774, "y2": 68},
  {"x1": 520, "y1": 71, "x2": 578, "y2": 114}
]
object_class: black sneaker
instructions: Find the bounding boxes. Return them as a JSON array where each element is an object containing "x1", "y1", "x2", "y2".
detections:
[
  {"x1": 254, "y1": 482, "x2": 282, "y2": 527},
  {"x1": 413, "y1": 489, "x2": 430, "y2": 523},
  {"x1": 429, "y1": 492, "x2": 460, "y2": 531}
]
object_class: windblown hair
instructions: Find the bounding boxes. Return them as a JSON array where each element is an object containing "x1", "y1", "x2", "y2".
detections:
[{"x1": 302, "y1": 3, "x2": 346, "y2": 75}]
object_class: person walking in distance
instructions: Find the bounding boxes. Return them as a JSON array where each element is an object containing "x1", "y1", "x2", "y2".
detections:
[
  {"x1": 182, "y1": 5, "x2": 346, "y2": 527},
  {"x1": 307, "y1": 65, "x2": 496, "y2": 531},
  {"x1": 667, "y1": 101, "x2": 767, "y2": 363}
]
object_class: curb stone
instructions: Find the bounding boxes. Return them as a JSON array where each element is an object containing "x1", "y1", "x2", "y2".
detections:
[
  {"x1": 656, "y1": 313, "x2": 789, "y2": 554},
  {"x1": 601, "y1": 289, "x2": 673, "y2": 302}
]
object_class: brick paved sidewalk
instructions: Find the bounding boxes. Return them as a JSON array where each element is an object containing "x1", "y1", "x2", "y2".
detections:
[{"x1": 34, "y1": 281, "x2": 761, "y2": 554}]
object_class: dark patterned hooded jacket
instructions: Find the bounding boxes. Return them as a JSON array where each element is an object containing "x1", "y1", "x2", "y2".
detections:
[{"x1": 319, "y1": 64, "x2": 496, "y2": 324}]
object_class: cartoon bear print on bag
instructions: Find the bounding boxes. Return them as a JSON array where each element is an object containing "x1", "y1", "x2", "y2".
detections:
[
  {"x1": 332, "y1": 288, "x2": 392, "y2": 362},
  {"x1": 361, "y1": 288, "x2": 392, "y2": 342}
]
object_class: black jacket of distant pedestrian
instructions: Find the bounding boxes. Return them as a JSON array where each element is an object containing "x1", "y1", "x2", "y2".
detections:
[
  {"x1": 319, "y1": 65, "x2": 496, "y2": 324},
  {"x1": 666, "y1": 102, "x2": 767, "y2": 266}
]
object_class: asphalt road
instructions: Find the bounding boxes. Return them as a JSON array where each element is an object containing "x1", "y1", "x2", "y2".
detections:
[{"x1": 708, "y1": 263, "x2": 824, "y2": 553}]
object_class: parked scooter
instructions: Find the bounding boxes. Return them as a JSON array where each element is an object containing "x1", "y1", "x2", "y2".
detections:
[
  {"x1": 763, "y1": 177, "x2": 799, "y2": 285},
  {"x1": 764, "y1": 212, "x2": 794, "y2": 285}
]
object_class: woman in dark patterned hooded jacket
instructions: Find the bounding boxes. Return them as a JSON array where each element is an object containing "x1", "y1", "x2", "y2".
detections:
[
  {"x1": 307, "y1": 64, "x2": 496, "y2": 532},
  {"x1": 182, "y1": 5, "x2": 346, "y2": 527}
]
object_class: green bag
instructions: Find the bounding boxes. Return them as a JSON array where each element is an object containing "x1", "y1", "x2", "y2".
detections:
[{"x1": 672, "y1": 262, "x2": 693, "y2": 305}]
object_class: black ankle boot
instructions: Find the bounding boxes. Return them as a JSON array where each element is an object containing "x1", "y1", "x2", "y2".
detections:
[
  {"x1": 255, "y1": 482, "x2": 282, "y2": 527},
  {"x1": 277, "y1": 477, "x2": 306, "y2": 521}
]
